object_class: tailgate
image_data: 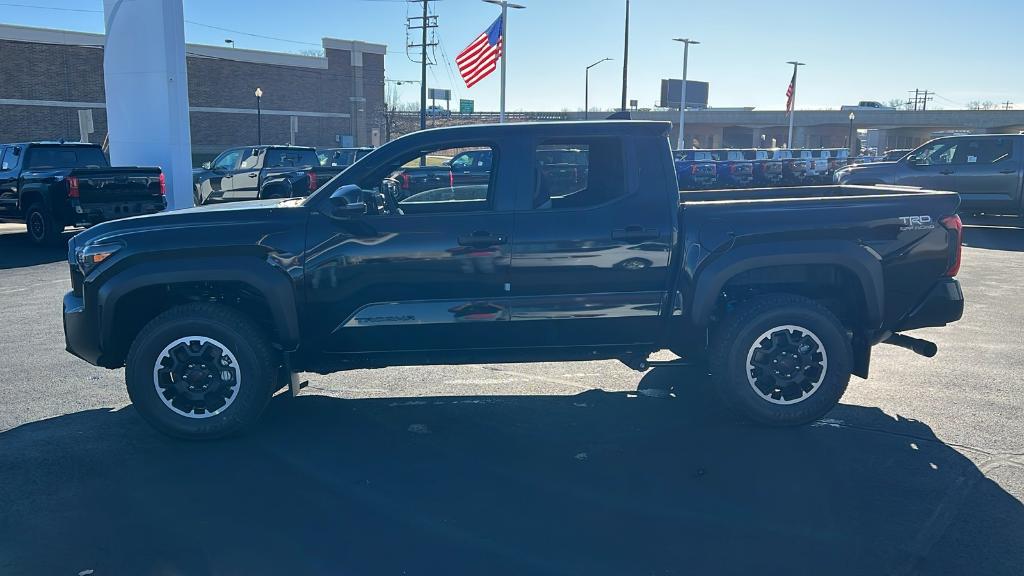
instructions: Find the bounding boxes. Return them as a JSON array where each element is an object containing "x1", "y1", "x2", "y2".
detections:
[{"x1": 73, "y1": 167, "x2": 163, "y2": 203}]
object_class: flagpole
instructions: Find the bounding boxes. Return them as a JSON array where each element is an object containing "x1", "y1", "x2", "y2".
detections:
[
  {"x1": 483, "y1": 0, "x2": 525, "y2": 124},
  {"x1": 786, "y1": 60, "x2": 804, "y2": 149}
]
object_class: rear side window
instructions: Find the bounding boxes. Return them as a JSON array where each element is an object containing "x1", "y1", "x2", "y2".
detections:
[
  {"x1": 265, "y1": 149, "x2": 318, "y2": 168},
  {"x1": 954, "y1": 138, "x2": 1014, "y2": 164},
  {"x1": 24, "y1": 146, "x2": 108, "y2": 169},
  {"x1": 533, "y1": 138, "x2": 625, "y2": 210}
]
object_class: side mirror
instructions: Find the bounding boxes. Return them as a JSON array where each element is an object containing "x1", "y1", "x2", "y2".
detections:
[
  {"x1": 329, "y1": 184, "x2": 366, "y2": 216},
  {"x1": 442, "y1": 160, "x2": 451, "y2": 167},
  {"x1": 202, "y1": 161, "x2": 212, "y2": 170}
]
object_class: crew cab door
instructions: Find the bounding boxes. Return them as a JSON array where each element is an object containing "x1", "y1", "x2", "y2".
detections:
[
  {"x1": 945, "y1": 137, "x2": 1023, "y2": 214},
  {"x1": 199, "y1": 148, "x2": 244, "y2": 203},
  {"x1": 303, "y1": 142, "x2": 514, "y2": 356},
  {"x1": 506, "y1": 135, "x2": 673, "y2": 347},
  {"x1": 0, "y1": 146, "x2": 19, "y2": 217}
]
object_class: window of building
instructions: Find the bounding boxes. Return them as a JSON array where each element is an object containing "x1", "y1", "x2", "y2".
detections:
[{"x1": 532, "y1": 139, "x2": 625, "y2": 210}]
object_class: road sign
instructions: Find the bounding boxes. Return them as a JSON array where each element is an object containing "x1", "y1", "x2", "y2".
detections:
[{"x1": 459, "y1": 99, "x2": 475, "y2": 114}]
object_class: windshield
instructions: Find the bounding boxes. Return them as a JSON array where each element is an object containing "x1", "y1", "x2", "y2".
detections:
[{"x1": 24, "y1": 146, "x2": 109, "y2": 169}]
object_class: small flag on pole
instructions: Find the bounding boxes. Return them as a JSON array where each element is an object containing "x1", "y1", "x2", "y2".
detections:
[
  {"x1": 785, "y1": 69, "x2": 796, "y2": 115},
  {"x1": 457, "y1": 16, "x2": 503, "y2": 89}
]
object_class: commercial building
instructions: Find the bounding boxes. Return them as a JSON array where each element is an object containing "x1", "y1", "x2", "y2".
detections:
[{"x1": 0, "y1": 23, "x2": 386, "y2": 160}]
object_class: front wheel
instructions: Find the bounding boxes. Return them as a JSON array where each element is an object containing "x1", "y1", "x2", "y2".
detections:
[
  {"x1": 125, "y1": 303, "x2": 278, "y2": 439},
  {"x1": 709, "y1": 294, "x2": 852, "y2": 426}
]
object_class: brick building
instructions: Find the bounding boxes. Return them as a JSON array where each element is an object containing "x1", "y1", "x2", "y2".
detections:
[{"x1": 0, "y1": 23, "x2": 386, "y2": 161}]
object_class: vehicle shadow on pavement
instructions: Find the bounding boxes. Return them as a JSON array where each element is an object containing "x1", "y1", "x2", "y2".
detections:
[
  {"x1": 0, "y1": 229, "x2": 74, "y2": 270},
  {"x1": 961, "y1": 216, "x2": 1024, "y2": 252},
  {"x1": 1, "y1": 368, "x2": 1022, "y2": 576}
]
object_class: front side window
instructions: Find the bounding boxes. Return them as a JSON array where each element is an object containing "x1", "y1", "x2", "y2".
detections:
[
  {"x1": 355, "y1": 145, "x2": 497, "y2": 214},
  {"x1": 910, "y1": 141, "x2": 957, "y2": 165},
  {"x1": 213, "y1": 149, "x2": 242, "y2": 171},
  {"x1": 533, "y1": 138, "x2": 625, "y2": 210}
]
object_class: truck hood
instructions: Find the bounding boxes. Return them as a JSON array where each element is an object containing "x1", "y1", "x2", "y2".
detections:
[
  {"x1": 70, "y1": 198, "x2": 305, "y2": 248},
  {"x1": 837, "y1": 162, "x2": 899, "y2": 183}
]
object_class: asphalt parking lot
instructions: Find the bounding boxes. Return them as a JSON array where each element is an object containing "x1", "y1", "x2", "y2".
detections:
[{"x1": 1, "y1": 220, "x2": 1022, "y2": 576}]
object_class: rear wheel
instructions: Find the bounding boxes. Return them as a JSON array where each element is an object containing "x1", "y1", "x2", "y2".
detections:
[
  {"x1": 25, "y1": 202, "x2": 64, "y2": 246},
  {"x1": 709, "y1": 294, "x2": 852, "y2": 426},
  {"x1": 125, "y1": 303, "x2": 277, "y2": 439}
]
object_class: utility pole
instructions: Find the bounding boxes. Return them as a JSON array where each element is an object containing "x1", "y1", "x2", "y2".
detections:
[
  {"x1": 785, "y1": 61, "x2": 804, "y2": 149},
  {"x1": 1004, "y1": 100, "x2": 1014, "y2": 110},
  {"x1": 920, "y1": 90, "x2": 932, "y2": 111},
  {"x1": 406, "y1": 1, "x2": 438, "y2": 132},
  {"x1": 908, "y1": 89, "x2": 920, "y2": 111},
  {"x1": 620, "y1": 0, "x2": 629, "y2": 111},
  {"x1": 483, "y1": 0, "x2": 526, "y2": 123}
]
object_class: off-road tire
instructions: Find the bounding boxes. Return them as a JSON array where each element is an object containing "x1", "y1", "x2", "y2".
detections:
[
  {"x1": 125, "y1": 303, "x2": 277, "y2": 439},
  {"x1": 709, "y1": 294, "x2": 852, "y2": 426}
]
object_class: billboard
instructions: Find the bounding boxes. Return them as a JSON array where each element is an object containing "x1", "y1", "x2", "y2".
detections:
[
  {"x1": 659, "y1": 79, "x2": 709, "y2": 109},
  {"x1": 428, "y1": 88, "x2": 451, "y2": 101}
]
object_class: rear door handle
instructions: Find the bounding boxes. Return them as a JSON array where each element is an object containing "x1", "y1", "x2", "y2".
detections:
[
  {"x1": 458, "y1": 231, "x2": 507, "y2": 247},
  {"x1": 248, "y1": 173, "x2": 258, "y2": 178},
  {"x1": 612, "y1": 226, "x2": 659, "y2": 241},
  {"x1": 999, "y1": 169, "x2": 1015, "y2": 174}
]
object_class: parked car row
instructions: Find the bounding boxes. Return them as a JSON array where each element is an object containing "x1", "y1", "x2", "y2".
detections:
[{"x1": 675, "y1": 148, "x2": 853, "y2": 189}]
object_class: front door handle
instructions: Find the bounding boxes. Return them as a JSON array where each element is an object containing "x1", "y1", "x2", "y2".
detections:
[
  {"x1": 999, "y1": 169, "x2": 1015, "y2": 174},
  {"x1": 458, "y1": 231, "x2": 507, "y2": 247},
  {"x1": 248, "y1": 172, "x2": 258, "y2": 178},
  {"x1": 939, "y1": 169, "x2": 954, "y2": 175},
  {"x1": 612, "y1": 226, "x2": 659, "y2": 241}
]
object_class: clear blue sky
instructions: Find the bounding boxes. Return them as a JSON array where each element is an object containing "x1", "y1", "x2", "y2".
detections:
[{"x1": 2, "y1": 0, "x2": 1020, "y2": 112}]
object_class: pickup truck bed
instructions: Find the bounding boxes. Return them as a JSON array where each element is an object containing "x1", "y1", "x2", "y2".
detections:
[{"x1": 63, "y1": 121, "x2": 964, "y2": 439}]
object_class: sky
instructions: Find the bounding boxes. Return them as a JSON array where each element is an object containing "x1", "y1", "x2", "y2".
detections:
[{"x1": 1, "y1": 0, "x2": 1021, "y2": 112}]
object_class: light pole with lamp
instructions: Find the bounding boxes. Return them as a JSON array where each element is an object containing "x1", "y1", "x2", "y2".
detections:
[
  {"x1": 848, "y1": 111, "x2": 856, "y2": 155},
  {"x1": 482, "y1": 0, "x2": 526, "y2": 124},
  {"x1": 672, "y1": 38, "x2": 699, "y2": 150},
  {"x1": 254, "y1": 87, "x2": 263, "y2": 145},
  {"x1": 224, "y1": 39, "x2": 235, "y2": 48},
  {"x1": 585, "y1": 58, "x2": 612, "y2": 120}
]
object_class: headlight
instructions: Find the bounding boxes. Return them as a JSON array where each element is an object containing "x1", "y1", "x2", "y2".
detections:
[{"x1": 76, "y1": 242, "x2": 122, "y2": 275}]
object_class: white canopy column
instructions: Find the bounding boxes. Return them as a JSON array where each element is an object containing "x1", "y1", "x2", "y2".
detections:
[{"x1": 102, "y1": 0, "x2": 193, "y2": 209}]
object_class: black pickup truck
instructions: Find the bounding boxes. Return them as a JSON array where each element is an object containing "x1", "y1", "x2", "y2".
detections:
[
  {"x1": 63, "y1": 121, "x2": 965, "y2": 439},
  {"x1": 193, "y1": 145, "x2": 343, "y2": 205},
  {"x1": 0, "y1": 142, "x2": 164, "y2": 244},
  {"x1": 836, "y1": 134, "x2": 1024, "y2": 216}
]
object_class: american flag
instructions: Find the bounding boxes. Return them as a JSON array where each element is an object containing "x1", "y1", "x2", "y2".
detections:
[
  {"x1": 457, "y1": 16, "x2": 503, "y2": 89},
  {"x1": 785, "y1": 69, "x2": 796, "y2": 115}
]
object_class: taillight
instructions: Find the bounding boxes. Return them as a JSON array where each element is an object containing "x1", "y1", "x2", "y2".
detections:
[
  {"x1": 449, "y1": 170, "x2": 454, "y2": 188},
  {"x1": 307, "y1": 170, "x2": 318, "y2": 192},
  {"x1": 66, "y1": 176, "x2": 79, "y2": 198},
  {"x1": 158, "y1": 173, "x2": 166, "y2": 196},
  {"x1": 401, "y1": 173, "x2": 410, "y2": 189},
  {"x1": 940, "y1": 214, "x2": 963, "y2": 276}
]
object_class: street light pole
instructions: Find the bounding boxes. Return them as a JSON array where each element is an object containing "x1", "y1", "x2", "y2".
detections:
[
  {"x1": 785, "y1": 60, "x2": 804, "y2": 149},
  {"x1": 673, "y1": 38, "x2": 699, "y2": 150},
  {"x1": 620, "y1": 0, "x2": 629, "y2": 111},
  {"x1": 848, "y1": 112, "x2": 856, "y2": 155},
  {"x1": 254, "y1": 87, "x2": 263, "y2": 145},
  {"x1": 483, "y1": 0, "x2": 526, "y2": 124},
  {"x1": 585, "y1": 57, "x2": 612, "y2": 120}
]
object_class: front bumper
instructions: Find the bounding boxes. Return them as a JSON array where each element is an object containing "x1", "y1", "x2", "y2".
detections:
[
  {"x1": 896, "y1": 278, "x2": 964, "y2": 331},
  {"x1": 63, "y1": 291, "x2": 102, "y2": 366}
]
